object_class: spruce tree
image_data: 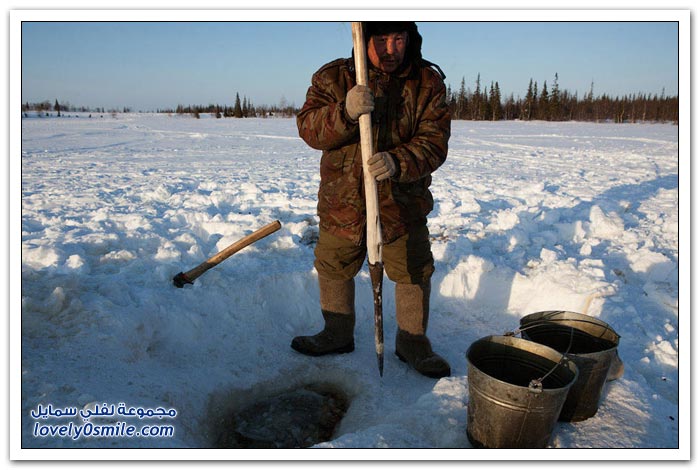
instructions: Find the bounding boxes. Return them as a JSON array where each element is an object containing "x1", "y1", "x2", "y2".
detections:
[
  {"x1": 247, "y1": 98, "x2": 254, "y2": 117},
  {"x1": 233, "y1": 93, "x2": 243, "y2": 118},
  {"x1": 457, "y1": 77, "x2": 467, "y2": 120},
  {"x1": 524, "y1": 79, "x2": 534, "y2": 120},
  {"x1": 550, "y1": 73, "x2": 561, "y2": 121},
  {"x1": 538, "y1": 81, "x2": 549, "y2": 120},
  {"x1": 490, "y1": 82, "x2": 502, "y2": 121},
  {"x1": 534, "y1": 82, "x2": 540, "y2": 119},
  {"x1": 472, "y1": 74, "x2": 482, "y2": 120},
  {"x1": 585, "y1": 81, "x2": 595, "y2": 121}
]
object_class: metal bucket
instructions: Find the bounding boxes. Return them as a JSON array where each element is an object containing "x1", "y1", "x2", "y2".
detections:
[
  {"x1": 519, "y1": 311, "x2": 620, "y2": 422},
  {"x1": 466, "y1": 335, "x2": 578, "y2": 448}
]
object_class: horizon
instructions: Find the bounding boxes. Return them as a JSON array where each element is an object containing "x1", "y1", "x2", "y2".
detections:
[{"x1": 20, "y1": 19, "x2": 680, "y2": 112}]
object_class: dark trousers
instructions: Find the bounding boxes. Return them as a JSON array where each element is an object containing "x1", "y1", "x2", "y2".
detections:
[{"x1": 314, "y1": 226, "x2": 434, "y2": 284}]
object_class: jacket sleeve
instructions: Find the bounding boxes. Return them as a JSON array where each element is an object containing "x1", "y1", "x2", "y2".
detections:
[
  {"x1": 391, "y1": 70, "x2": 451, "y2": 183},
  {"x1": 296, "y1": 62, "x2": 360, "y2": 151}
]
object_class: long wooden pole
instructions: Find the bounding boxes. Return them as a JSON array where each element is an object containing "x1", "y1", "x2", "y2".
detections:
[{"x1": 351, "y1": 22, "x2": 384, "y2": 377}]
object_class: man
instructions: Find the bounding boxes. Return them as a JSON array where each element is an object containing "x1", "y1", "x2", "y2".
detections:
[{"x1": 293, "y1": 21, "x2": 451, "y2": 379}]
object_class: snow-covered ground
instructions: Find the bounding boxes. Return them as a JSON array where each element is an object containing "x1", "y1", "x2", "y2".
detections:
[{"x1": 16, "y1": 113, "x2": 683, "y2": 458}]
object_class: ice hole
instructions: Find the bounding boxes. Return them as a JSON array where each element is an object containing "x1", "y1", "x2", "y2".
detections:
[{"x1": 212, "y1": 382, "x2": 350, "y2": 449}]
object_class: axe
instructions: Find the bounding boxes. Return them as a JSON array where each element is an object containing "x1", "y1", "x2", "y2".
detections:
[{"x1": 173, "y1": 220, "x2": 282, "y2": 288}]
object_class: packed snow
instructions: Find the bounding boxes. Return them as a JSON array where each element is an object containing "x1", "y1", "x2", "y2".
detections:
[{"x1": 17, "y1": 113, "x2": 682, "y2": 457}]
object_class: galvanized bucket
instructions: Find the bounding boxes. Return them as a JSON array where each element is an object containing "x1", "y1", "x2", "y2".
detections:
[
  {"x1": 466, "y1": 335, "x2": 578, "y2": 448},
  {"x1": 519, "y1": 311, "x2": 620, "y2": 422}
]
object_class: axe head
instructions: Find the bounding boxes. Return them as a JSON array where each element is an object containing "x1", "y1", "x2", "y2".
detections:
[{"x1": 173, "y1": 272, "x2": 193, "y2": 288}]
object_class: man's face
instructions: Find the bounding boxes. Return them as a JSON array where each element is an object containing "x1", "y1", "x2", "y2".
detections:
[{"x1": 367, "y1": 31, "x2": 408, "y2": 73}]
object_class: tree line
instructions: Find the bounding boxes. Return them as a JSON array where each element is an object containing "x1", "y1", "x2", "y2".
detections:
[
  {"x1": 21, "y1": 92, "x2": 297, "y2": 119},
  {"x1": 22, "y1": 100, "x2": 131, "y2": 115},
  {"x1": 23, "y1": 76, "x2": 678, "y2": 124},
  {"x1": 169, "y1": 93, "x2": 297, "y2": 119},
  {"x1": 447, "y1": 73, "x2": 679, "y2": 123}
]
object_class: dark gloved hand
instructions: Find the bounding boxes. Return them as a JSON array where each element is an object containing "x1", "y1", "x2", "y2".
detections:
[
  {"x1": 368, "y1": 152, "x2": 397, "y2": 181},
  {"x1": 345, "y1": 85, "x2": 374, "y2": 121}
]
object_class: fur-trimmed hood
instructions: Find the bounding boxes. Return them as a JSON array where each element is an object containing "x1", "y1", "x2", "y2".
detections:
[
  {"x1": 362, "y1": 21, "x2": 423, "y2": 64},
  {"x1": 353, "y1": 22, "x2": 445, "y2": 79}
]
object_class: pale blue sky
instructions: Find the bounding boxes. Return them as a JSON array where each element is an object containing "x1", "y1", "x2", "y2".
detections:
[{"x1": 21, "y1": 21, "x2": 679, "y2": 111}]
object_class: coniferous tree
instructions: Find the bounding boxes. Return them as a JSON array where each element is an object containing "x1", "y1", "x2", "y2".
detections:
[
  {"x1": 564, "y1": 90, "x2": 576, "y2": 120},
  {"x1": 457, "y1": 77, "x2": 468, "y2": 120},
  {"x1": 585, "y1": 81, "x2": 595, "y2": 121},
  {"x1": 524, "y1": 79, "x2": 534, "y2": 121},
  {"x1": 243, "y1": 96, "x2": 250, "y2": 117},
  {"x1": 538, "y1": 81, "x2": 549, "y2": 120},
  {"x1": 532, "y1": 81, "x2": 539, "y2": 120},
  {"x1": 550, "y1": 73, "x2": 561, "y2": 121},
  {"x1": 472, "y1": 74, "x2": 482, "y2": 120},
  {"x1": 503, "y1": 93, "x2": 517, "y2": 120},
  {"x1": 490, "y1": 82, "x2": 502, "y2": 121},
  {"x1": 233, "y1": 93, "x2": 243, "y2": 118},
  {"x1": 481, "y1": 88, "x2": 489, "y2": 121}
]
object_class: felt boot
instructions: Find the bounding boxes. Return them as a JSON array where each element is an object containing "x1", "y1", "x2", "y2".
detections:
[
  {"x1": 394, "y1": 281, "x2": 450, "y2": 379},
  {"x1": 291, "y1": 277, "x2": 355, "y2": 356}
]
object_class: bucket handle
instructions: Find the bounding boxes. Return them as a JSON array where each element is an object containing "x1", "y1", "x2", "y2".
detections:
[
  {"x1": 509, "y1": 316, "x2": 619, "y2": 340},
  {"x1": 505, "y1": 325, "x2": 576, "y2": 394},
  {"x1": 528, "y1": 379, "x2": 544, "y2": 393}
]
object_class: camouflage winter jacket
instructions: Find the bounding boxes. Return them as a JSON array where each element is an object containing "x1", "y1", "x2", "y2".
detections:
[{"x1": 297, "y1": 57, "x2": 451, "y2": 245}]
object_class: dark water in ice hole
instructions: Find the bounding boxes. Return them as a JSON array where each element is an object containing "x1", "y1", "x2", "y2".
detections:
[{"x1": 214, "y1": 383, "x2": 349, "y2": 448}]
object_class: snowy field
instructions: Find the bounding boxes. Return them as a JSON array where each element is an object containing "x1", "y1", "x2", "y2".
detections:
[{"x1": 17, "y1": 113, "x2": 682, "y2": 457}]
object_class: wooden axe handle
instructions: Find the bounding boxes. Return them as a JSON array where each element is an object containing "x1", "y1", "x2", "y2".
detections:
[{"x1": 173, "y1": 220, "x2": 281, "y2": 287}]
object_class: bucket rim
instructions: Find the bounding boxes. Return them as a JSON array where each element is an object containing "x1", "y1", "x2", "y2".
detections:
[
  {"x1": 519, "y1": 310, "x2": 620, "y2": 343},
  {"x1": 466, "y1": 335, "x2": 579, "y2": 393}
]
